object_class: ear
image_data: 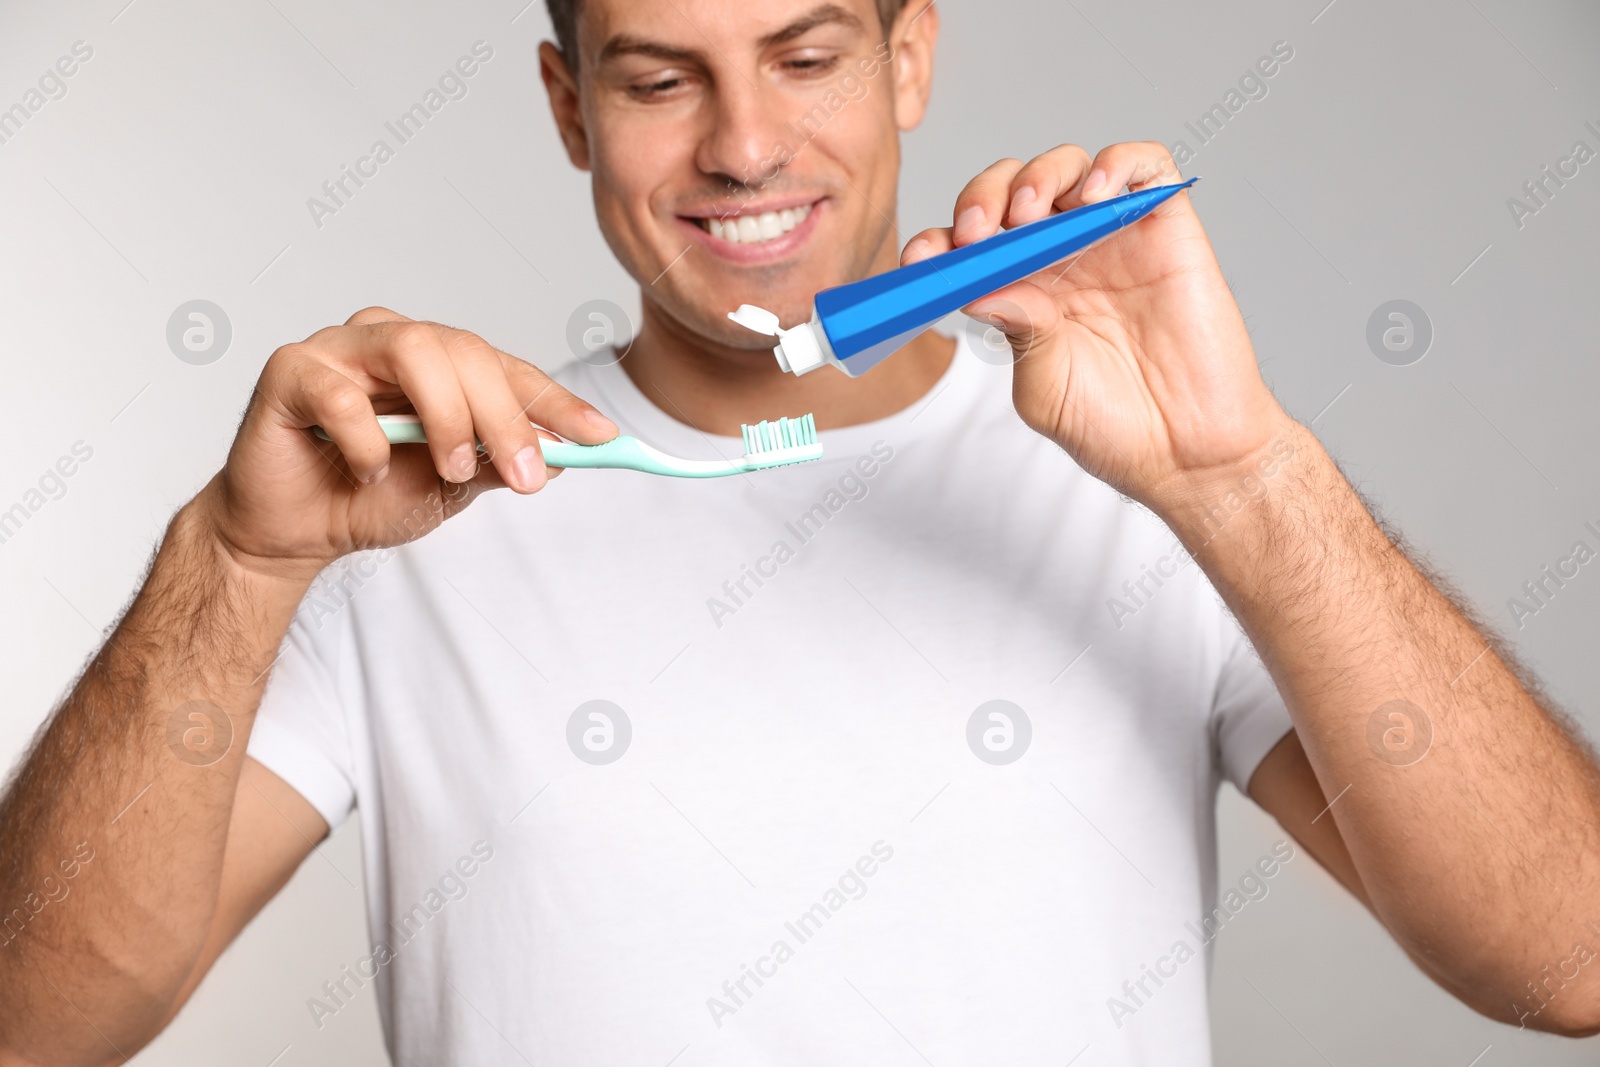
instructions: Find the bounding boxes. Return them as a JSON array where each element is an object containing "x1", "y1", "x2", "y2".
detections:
[
  {"x1": 539, "y1": 41, "x2": 591, "y2": 171},
  {"x1": 888, "y1": 0, "x2": 939, "y2": 132}
]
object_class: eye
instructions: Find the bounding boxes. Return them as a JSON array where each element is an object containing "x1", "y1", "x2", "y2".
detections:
[
  {"x1": 626, "y1": 73, "x2": 696, "y2": 101},
  {"x1": 780, "y1": 51, "x2": 841, "y2": 77}
]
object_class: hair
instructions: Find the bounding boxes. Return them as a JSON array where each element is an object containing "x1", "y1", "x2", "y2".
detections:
[{"x1": 544, "y1": 0, "x2": 911, "y2": 71}]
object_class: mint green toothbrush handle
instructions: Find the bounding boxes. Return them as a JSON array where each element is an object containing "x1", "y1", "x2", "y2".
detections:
[
  {"x1": 536, "y1": 440, "x2": 629, "y2": 469},
  {"x1": 312, "y1": 417, "x2": 639, "y2": 471}
]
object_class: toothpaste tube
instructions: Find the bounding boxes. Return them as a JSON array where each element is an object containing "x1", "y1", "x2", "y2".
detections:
[{"x1": 730, "y1": 177, "x2": 1199, "y2": 377}]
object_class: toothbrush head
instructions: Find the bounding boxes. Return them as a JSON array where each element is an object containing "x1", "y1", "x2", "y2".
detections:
[{"x1": 739, "y1": 413, "x2": 823, "y2": 470}]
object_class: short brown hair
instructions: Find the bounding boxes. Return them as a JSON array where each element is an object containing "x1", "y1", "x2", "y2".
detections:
[{"x1": 545, "y1": 0, "x2": 910, "y2": 70}]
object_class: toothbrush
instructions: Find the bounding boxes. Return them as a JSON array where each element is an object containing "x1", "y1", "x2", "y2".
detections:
[
  {"x1": 313, "y1": 413, "x2": 821, "y2": 478},
  {"x1": 730, "y1": 177, "x2": 1200, "y2": 377}
]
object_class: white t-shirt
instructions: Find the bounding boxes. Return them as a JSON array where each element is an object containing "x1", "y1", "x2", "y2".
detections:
[{"x1": 250, "y1": 322, "x2": 1293, "y2": 1066}]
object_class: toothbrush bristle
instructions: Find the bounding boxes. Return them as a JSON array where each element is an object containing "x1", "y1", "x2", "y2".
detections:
[{"x1": 739, "y1": 413, "x2": 820, "y2": 462}]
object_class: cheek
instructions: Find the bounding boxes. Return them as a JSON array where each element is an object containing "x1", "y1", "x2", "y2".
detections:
[
  {"x1": 808, "y1": 103, "x2": 900, "y2": 252},
  {"x1": 588, "y1": 119, "x2": 689, "y2": 251},
  {"x1": 810, "y1": 94, "x2": 897, "y2": 187}
]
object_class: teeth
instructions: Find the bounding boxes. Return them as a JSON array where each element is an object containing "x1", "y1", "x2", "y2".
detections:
[{"x1": 705, "y1": 203, "x2": 812, "y2": 245}]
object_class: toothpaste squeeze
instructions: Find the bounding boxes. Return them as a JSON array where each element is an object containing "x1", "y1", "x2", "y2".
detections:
[{"x1": 729, "y1": 177, "x2": 1199, "y2": 377}]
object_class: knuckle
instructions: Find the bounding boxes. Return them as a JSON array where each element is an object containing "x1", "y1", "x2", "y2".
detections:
[
  {"x1": 388, "y1": 320, "x2": 442, "y2": 359},
  {"x1": 555, "y1": 389, "x2": 590, "y2": 413},
  {"x1": 502, "y1": 352, "x2": 545, "y2": 381},
  {"x1": 264, "y1": 342, "x2": 315, "y2": 380},
  {"x1": 393, "y1": 319, "x2": 437, "y2": 346},
  {"x1": 976, "y1": 159, "x2": 1022, "y2": 187},
  {"x1": 320, "y1": 384, "x2": 369, "y2": 424},
  {"x1": 345, "y1": 305, "x2": 400, "y2": 325},
  {"x1": 444, "y1": 329, "x2": 496, "y2": 365},
  {"x1": 264, "y1": 341, "x2": 301, "y2": 369}
]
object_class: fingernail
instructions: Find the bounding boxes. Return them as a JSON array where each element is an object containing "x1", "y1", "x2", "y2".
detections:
[
  {"x1": 449, "y1": 443, "x2": 478, "y2": 482},
  {"x1": 512, "y1": 446, "x2": 547, "y2": 492},
  {"x1": 954, "y1": 205, "x2": 985, "y2": 241},
  {"x1": 904, "y1": 238, "x2": 931, "y2": 264},
  {"x1": 1008, "y1": 186, "x2": 1037, "y2": 218},
  {"x1": 584, "y1": 409, "x2": 617, "y2": 436},
  {"x1": 1082, "y1": 169, "x2": 1108, "y2": 198},
  {"x1": 366, "y1": 463, "x2": 389, "y2": 486}
]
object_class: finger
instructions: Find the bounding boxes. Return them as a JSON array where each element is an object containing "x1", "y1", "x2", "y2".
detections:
[
  {"x1": 533, "y1": 428, "x2": 568, "y2": 481},
  {"x1": 263, "y1": 347, "x2": 392, "y2": 484},
  {"x1": 364, "y1": 321, "x2": 480, "y2": 484},
  {"x1": 501, "y1": 356, "x2": 619, "y2": 445},
  {"x1": 344, "y1": 305, "x2": 414, "y2": 327},
  {"x1": 1004, "y1": 143, "x2": 1094, "y2": 227},
  {"x1": 966, "y1": 279, "x2": 1066, "y2": 366},
  {"x1": 433, "y1": 458, "x2": 508, "y2": 524},
  {"x1": 901, "y1": 226, "x2": 954, "y2": 266},
  {"x1": 437, "y1": 328, "x2": 550, "y2": 494},
  {"x1": 1074, "y1": 141, "x2": 1184, "y2": 208},
  {"x1": 951, "y1": 157, "x2": 1026, "y2": 246}
]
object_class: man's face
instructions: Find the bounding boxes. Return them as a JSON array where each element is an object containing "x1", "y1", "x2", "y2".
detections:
[{"x1": 551, "y1": 0, "x2": 926, "y2": 350}]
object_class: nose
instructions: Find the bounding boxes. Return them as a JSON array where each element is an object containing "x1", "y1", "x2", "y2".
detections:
[{"x1": 694, "y1": 72, "x2": 790, "y2": 190}]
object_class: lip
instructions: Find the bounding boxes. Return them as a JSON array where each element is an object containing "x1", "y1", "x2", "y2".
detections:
[{"x1": 672, "y1": 197, "x2": 826, "y2": 266}]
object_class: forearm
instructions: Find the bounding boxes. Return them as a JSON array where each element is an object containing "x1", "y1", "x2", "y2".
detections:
[
  {"x1": 1164, "y1": 415, "x2": 1600, "y2": 1030},
  {"x1": 0, "y1": 492, "x2": 312, "y2": 1064}
]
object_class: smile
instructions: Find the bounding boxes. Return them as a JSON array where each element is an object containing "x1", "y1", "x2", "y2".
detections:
[
  {"x1": 698, "y1": 203, "x2": 813, "y2": 244},
  {"x1": 676, "y1": 197, "x2": 825, "y2": 264}
]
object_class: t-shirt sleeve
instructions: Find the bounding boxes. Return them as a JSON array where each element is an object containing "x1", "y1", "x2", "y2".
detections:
[
  {"x1": 246, "y1": 603, "x2": 358, "y2": 830},
  {"x1": 1211, "y1": 609, "x2": 1294, "y2": 793}
]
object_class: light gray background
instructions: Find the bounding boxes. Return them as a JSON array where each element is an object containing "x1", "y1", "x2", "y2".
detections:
[{"x1": 2, "y1": 0, "x2": 1597, "y2": 1063}]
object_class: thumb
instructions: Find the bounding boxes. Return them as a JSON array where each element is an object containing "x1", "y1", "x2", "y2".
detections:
[{"x1": 965, "y1": 282, "x2": 1061, "y2": 364}]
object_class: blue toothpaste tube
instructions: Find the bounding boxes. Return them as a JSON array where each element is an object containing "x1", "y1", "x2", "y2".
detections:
[{"x1": 729, "y1": 177, "x2": 1199, "y2": 377}]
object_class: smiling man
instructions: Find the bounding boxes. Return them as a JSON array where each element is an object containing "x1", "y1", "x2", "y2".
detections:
[{"x1": 4, "y1": 1, "x2": 1600, "y2": 1065}]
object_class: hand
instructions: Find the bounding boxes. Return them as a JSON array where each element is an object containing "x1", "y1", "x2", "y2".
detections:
[
  {"x1": 902, "y1": 142, "x2": 1288, "y2": 512},
  {"x1": 195, "y1": 306, "x2": 618, "y2": 583}
]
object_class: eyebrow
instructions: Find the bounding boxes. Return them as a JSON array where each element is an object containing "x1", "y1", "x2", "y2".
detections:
[
  {"x1": 596, "y1": 3, "x2": 868, "y2": 66},
  {"x1": 758, "y1": 4, "x2": 866, "y2": 47}
]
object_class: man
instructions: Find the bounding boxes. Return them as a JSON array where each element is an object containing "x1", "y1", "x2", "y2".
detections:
[{"x1": 2, "y1": 0, "x2": 1598, "y2": 1063}]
